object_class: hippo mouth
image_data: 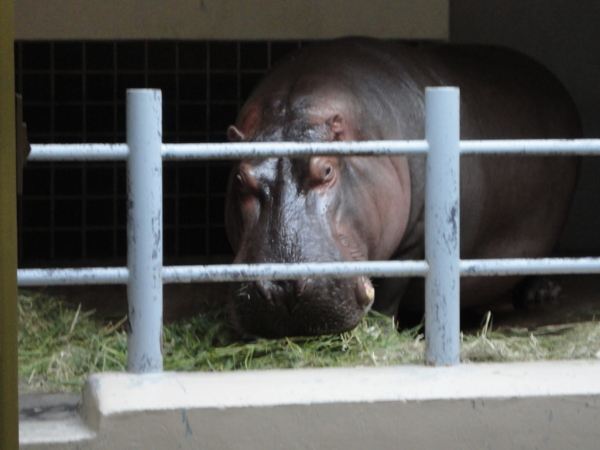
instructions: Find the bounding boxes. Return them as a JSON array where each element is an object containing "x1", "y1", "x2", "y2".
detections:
[{"x1": 228, "y1": 276, "x2": 375, "y2": 338}]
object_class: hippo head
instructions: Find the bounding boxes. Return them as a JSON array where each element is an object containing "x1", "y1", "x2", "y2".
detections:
[
  {"x1": 225, "y1": 156, "x2": 375, "y2": 338},
  {"x1": 224, "y1": 99, "x2": 411, "y2": 337}
]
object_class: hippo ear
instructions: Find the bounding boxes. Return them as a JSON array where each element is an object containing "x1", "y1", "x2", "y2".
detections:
[
  {"x1": 326, "y1": 114, "x2": 347, "y2": 141},
  {"x1": 228, "y1": 126, "x2": 246, "y2": 142}
]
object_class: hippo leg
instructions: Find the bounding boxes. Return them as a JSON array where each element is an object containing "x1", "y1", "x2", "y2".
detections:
[{"x1": 512, "y1": 276, "x2": 563, "y2": 310}]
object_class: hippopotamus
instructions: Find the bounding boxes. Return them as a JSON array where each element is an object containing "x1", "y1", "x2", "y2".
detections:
[{"x1": 224, "y1": 37, "x2": 581, "y2": 338}]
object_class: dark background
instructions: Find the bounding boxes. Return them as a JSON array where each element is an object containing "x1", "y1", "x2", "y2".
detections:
[{"x1": 15, "y1": 40, "x2": 305, "y2": 267}]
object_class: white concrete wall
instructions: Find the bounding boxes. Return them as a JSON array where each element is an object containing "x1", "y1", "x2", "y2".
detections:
[
  {"x1": 450, "y1": 0, "x2": 600, "y2": 253},
  {"x1": 14, "y1": 0, "x2": 448, "y2": 40},
  {"x1": 19, "y1": 361, "x2": 600, "y2": 449}
]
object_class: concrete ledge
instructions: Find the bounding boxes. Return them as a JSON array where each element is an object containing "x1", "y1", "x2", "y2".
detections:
[
  {"x1": 15, "y1": 0, "x2": 448, "y2": 40},
  {"x1": 20, "y1": 360, "x2": 600, "y2": 449},
  {"x1": 20, "y1": 418, "x2": 95, "y2": 447}
]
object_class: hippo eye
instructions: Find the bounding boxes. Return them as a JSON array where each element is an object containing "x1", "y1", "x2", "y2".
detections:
[
  {"x1": 308, "y1": 157, "x2": 337, "y2": 188},
  {"x1": 323, "y1": 164, "x2": 335, "y2": 182}
]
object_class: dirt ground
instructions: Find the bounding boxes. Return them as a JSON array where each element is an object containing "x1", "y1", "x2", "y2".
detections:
[
  {"x1": 472, "y1": 274, "x2": 600, "y2": 330},
  {"x1": 37, "y1": 274, "x2": 600, "y2": 332}
]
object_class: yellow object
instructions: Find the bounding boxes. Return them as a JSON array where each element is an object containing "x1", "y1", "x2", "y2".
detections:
[{"x1": 0, "y1": 0, "x2": 19, "y2": 449}]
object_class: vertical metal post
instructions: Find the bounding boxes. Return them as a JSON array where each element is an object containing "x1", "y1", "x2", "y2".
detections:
[
  {"x1": 424, "y1": 87, "x2": 460, "y2": 366},
  {"x1": 0, "y1": 0, "x2": 19, "y2": 448},
  {"x1": 126, "y1": 89, "x2": 163, "y2": 373}
]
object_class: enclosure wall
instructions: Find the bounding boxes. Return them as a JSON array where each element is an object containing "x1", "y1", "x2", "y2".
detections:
[
  {"x1": 14, "y1": 0, "x2": 448, "y2": 41},
  {"x1": 450, "y1": 0, "x2": 600, "y2": 253}
]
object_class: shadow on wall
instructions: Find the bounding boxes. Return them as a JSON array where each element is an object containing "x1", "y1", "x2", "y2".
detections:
[{"x1": 450, "y1": 0, "x2": 600, "y2": 254}]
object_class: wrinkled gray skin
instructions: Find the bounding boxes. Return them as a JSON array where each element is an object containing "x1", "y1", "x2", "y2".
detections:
[{"x1": 225, "y1": 37, "x2": 581, "y2": 338}]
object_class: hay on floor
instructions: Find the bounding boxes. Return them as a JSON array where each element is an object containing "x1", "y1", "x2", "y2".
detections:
[{"x1": 18, "y1": 291, "x2": 600, "y2": 393}]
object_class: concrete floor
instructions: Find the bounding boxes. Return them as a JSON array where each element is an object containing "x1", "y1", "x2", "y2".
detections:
[
  {"x1": 19, "y1": 393, "x2": 81, "y2": 424},
  {"x1": 475, "y1": 274, "x2": 600, "y2": 330}
]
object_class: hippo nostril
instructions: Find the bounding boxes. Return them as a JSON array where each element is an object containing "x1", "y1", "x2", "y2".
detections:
[
  {"x1": 254, "y1": 280, "x2": 273, "y2": 301},
  {"x1": 253, "y1": 280, "x2": 296, "y2": 314},
  {"x1": 295, "y1": 279, "x2": 308, "y2": 297}
]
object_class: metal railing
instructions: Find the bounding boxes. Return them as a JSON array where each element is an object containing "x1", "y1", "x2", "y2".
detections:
[{"x1": 17, "y1": 89, "x2": 600, "y2": 370}]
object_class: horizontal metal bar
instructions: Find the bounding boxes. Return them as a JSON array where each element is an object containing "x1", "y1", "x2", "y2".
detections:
[
  {"x1": 16, "y1": 256, "x2": 600, "y2": 287},
  {"x1": 28, "y1": 139, "x2": 600, "y2": 162},
  {"x1": 460, "y1": 139, "x2": 600, "y2": 155},
  {"x1": 161, "y1": 140, "x2": 430, "y2": 160},
  {"x1": 16, "y1": 261, "x2": 429, "y2": 287},
  {"x1": 29, "y1": 144, "x2": 129, "y2": 161},
  {"x1": 17, "y1": 267, "x2": 129, "y2": 286},
  {"x1": 16, "y1": 257, "x2": 600, "y2": 287},
  {"x1": 162, "y1": 261, "x2": 430, "y2": 283},
  {"x1": 460, "y1": 257, "x2": 600, "y2": 276}
]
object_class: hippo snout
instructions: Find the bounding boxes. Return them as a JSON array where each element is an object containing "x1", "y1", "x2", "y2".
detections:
[
  {"x1": 253, "y1": 279, "x2": 307, "y2": 308},
  {"x1": 253, "y1": 277, "x2": 374, "y2": 310},
  {"x1": 229, "y1": 276, "x2": 375, "y2": 338}
]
